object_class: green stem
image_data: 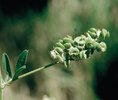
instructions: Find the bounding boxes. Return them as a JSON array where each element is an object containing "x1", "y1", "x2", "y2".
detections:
[
  {"x1": 0, "y1": 88, "x2": 3, "y2": 100},
  {"x1": 18, "y1": 61, "x2": 59, "y2": 80}
]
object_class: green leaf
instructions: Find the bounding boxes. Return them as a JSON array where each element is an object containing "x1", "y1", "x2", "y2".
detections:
[
  {"x1": 12, "y1": 65, "x2": 26, "y2": 81},
  {"x1": 2, "y1": 53, "x2": 12, "y2": 78},
  {"x1": 15, "y1": 50, "x2": 28, "y2": 72}
]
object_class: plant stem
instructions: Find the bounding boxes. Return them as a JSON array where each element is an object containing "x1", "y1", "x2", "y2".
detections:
[
  {"x1": 18, "y1": 61, "x2": 59, "y2": 80},
  {"x1": 0, "y1": 88, "x2": 3, "y2": 100}
]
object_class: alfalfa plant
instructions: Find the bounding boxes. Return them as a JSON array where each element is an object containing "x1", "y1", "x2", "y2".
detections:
[{"x1": 0, "y1": 28, "x2": 110, "y2": 100}]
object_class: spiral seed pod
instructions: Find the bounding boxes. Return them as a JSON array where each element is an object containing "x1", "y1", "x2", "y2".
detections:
[
  {"x1": 54, "y1": 47, "x2": 63, "y2": 54},
  {"x1": 89, "y1": 28, "x2": 97, "y2": 33},
  {"x1": 96, "y1": 30, "x2": 101, "y2": 38},
  {"x1": 50, "y1": 28, "x2": 110, "y2": 68},
  {"x1": 100, "y1": 29, "x2": 110, "y2": 39},
  {"x1": 56, "y1": 55, "x2": 64, "y2": 63},
  {"x1": 64, "y1": 43, "x2": 72, "y2": 49},
  {"x1": 85, "y1": 37, "x2": 95, "y2": 49},
  {"x1": 99, "y1": 42, "x2": 107, "y2": 52},
  {"x1": 69, "y1": 47, "x2": 79, "y2": 56},
  {"x1": 74, "y1": 37, "x2": 86, "y2": 49},
  {"x1": 58, "y1": 39, "x2": 63, "y2": 44},
  {"x1": 79, "y1": 50, "x2": 87, "y2": 59},
  {"x1": 50, "y1": 50, "x2": 57, "y2": 59},
  {"x1": 87, "y1": 31, "x2": 97, "y2": 39},
  {"x1": 63, "y1": 37, "x2": 73, "y2": 44},
  {"x1": 95, "y1": 42, "x2": 106, "y2": 52},
  {"x1": 56, "y1": 42, "x2": 65, "y2": 50}
]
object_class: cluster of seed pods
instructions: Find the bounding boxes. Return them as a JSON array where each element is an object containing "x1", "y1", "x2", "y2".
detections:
[{"x1": 50, "y1": 28, "x2": 110, "y2": 68}]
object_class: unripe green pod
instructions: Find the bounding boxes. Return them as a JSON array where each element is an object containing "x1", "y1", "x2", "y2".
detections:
[
  {"x1": 56, "y1": 55, "x2": 64, "y2": 63},
  {"x1": 79, "y1": 50, "x2": 87, "y2": 59},
  {"x1": 58, "y1": 39, "x2": 63, "y2": 44},
  {"x1": 69, "y1": 47, "x2": 79, "y2": 56},
  {"x1": 80, "y1": 35, "x2": 86, "y2": 40},
  {"x1": 99, "y1": 42, "x2": 107, "y2": 52},
  {"x1": 63, "y1": 37, "x2": 73, "y2": 43},
  {"x1": 78, "y1": 40, "x2": 85, "y2": 46},
  {"x1": 100, "y1": 29, "x2": 110, "y2": 39},
  {"x1": 85, "y1": 37, "x2": 95, "y2": 49},
  {"x1": 96, "y1": 30, "x2": 101, "y2": 38},
  {"x1": 64, "y1": 43, "x2": 72, "y2": 49},
  {"x1": 56, "y1": 42, "x2": 65, "y2": 49},
  {"x1": 77, "y1": 45, "x2": 85, "y2": 50},
  {"x1": 74, "y1": 35, "x2": 86, "y2": 42},
  {"x1": 87, "y1": 31, "x2": 97, "y2": 39},
  {"x1": 89, "y1": 28, "x2": 97, "y2": 33},
  {"x1": 95, "y1": 42, "x2": 102, "y2": 52},
  {"x1": 55, "y1": 47, "x2": 63, "y2": 54},
  {"x1": 73, "y1": 37, "x2": 81, "y2": 45},
  {"x1": 50, "y1": 50, "x2": 57, "y2": 59},
  {"x1": 74, "y1": 36, "x2": 86, "y2": 47}
]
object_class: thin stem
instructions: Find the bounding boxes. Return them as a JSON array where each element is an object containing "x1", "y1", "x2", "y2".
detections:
[
  {"x1": 0, "y1": 87, "x2": 3, "y2": 100},
  {"x1": 18, "y1": 61, "x2": 59, "y2": 80}
]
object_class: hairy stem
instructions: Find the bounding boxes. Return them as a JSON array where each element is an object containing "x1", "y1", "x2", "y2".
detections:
[{"x1": 18, "y1": 61, "x2": 59, "y2": 80}]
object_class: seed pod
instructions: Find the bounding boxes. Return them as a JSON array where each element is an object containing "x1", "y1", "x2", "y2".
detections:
[
  {"x1": 96, "y1": 30, "x2": 101, "y2": 38},
  {"x1": 85, "y1": 37, "x2": 95, "y2": 49},
  {"x1": 56, "y1": 42, "x2": 65, "y2": 49},
  {"x1": 58, "y1": 39, "x2": 63, "y2": 44},
  {"x1": 100, "y1": 29, "x2": 110, "y2": 39},
  {"x1": 73, "y1": 37, "x2": 81, "y2": 45},
  {"x1": 87, "y1": 31, "x2": 97, "y2": 39},
  {"x1": 74, "y1": 36, "x2": 86, "y2": 47},
  {"x1": 99, "y1": 42, "x2": 107, "y2": 52},
  {"x1": 55, "y1": 47, "x2": 63, "y2": 54},
  {"x1": 56, "y1": 55, "x2": 64, "y2": 63},
  {"x1": 89, "y1": 28, "x2": 97, "y2": 33},
  {"x1": 63, "y1": 37, "x2": 73, "y2": 43},
  {"x1": 64, "y1": 43, "x2": 72, "y2": 49},
  {"x1": 69, "y1": 47, "x2": 79, "y2": 56},
  {"x1": 50, "y1": 50, "x2": 57, "y2": 59},
  {"x1": 78, "y1": 40, "x2": 85, "y2": 46},
  {"x1": 96, "y1": 42, "x2": 102, "y2": 52},
  {"x1": 79, "y1": 50, "x2": 87, "y2": 59},
  {"x1": 78, "y1": 46, "x2": 85, "y2": 50}
]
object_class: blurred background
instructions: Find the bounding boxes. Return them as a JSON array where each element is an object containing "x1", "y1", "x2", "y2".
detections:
[{"x1": 0, "y1": 0, "x2": 118, "y2": 100}]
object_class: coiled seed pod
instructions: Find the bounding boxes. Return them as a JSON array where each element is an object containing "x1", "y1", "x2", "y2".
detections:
[
  {"x1": 64, "y1": 43, "x2": 72, "y2": 49},
  {"x1": 63, "y1": 37, "x2": 73, "y2": 44},
  {"x1": 99, "y1": 42, "x2": 107, "y2": 52},
  {"x1": 50, "y1": 50, "x2": 57, "y2": 59},
  {"x1": 89, "y1": 28, "x2": 97, "y2": 33},
  {"x1": 54, "y1": 47, "x2": 63, "y2": 54},
  {"x1": 96, "y1": 42, "x2": 107, "y2": 52},
  {"x1": 50, "y1": 28, "x2": 110, "y2": 68},
  {"x1": 85, "y1": 37, "x2": 95, "y2": 49},
  {"x1": 58, "y1": 39, "x2": 63, "y2": 44},
  {"x1": 56, "y1": 55, "x2": 64, "y2": 63},
  {"x1": 79, "y1": 50, "x2": 87, "y2": 59},
  {"x1": 87, "y1": 31, "x2": 97, "y2": 39},
  {"x1": 56, "y1": 42, "x2": 65, "y2": 50},
  {"x1": 69, "y1": 47, "x2": 79, "y2": 56},
  {"x1": 100, "y1": 29, "x2": 110, "y2": 39}
]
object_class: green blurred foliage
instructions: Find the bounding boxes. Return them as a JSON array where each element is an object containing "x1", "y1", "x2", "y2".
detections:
[{"x1": 0, "y1": 0, "x2": 118, "y2": 100}]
